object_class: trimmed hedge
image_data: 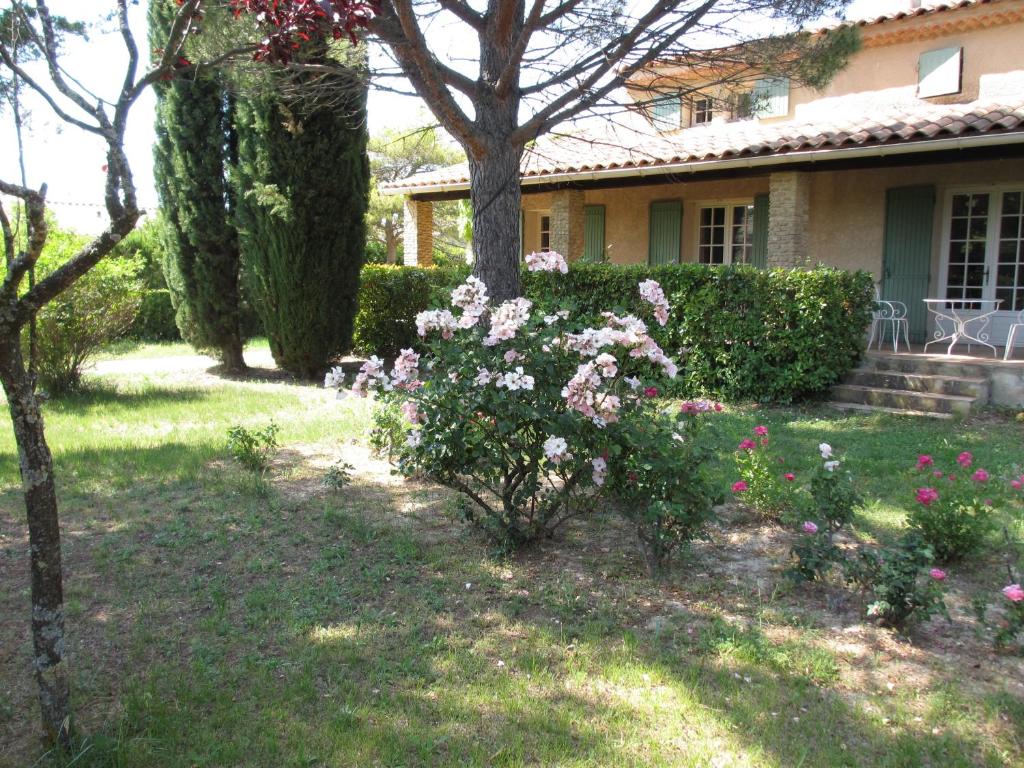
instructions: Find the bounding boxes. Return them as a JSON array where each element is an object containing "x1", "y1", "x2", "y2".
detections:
[
  {"x1": 353, "y1": 262, "x2": 874, "y2": 403},
  {"x1": 129, "y1": 289, "x2": 181, "y2": 341}
]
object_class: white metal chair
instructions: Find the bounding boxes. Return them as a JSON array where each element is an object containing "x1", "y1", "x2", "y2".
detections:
[
  {"x1": 1005, "y1": 309, "x2": 1023, "y2": 361},
  {"x1": 869, "y1": 289, "x2": 911, "y2": 353}
]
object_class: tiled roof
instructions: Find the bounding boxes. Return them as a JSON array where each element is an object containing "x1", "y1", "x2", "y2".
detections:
[
  {"x1": 831, "y1": 0, "x2": 1000, "y2": 30},
  {"x1": 383, "y1": 98, "x2": 1024, "y2": 193}
]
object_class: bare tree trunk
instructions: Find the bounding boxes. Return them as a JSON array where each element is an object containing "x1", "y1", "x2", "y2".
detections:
[
  {"x1": 469, "y1": 143, "x2": 523, "y2": 302},
  {"x1": 0, "y1": 337, "x2": 71, "y2": 750},
  {"x1": 220, "y1": 340, "x2": 247, "y2": 373},
  {"x1": 384, "y1": 219, "x2": 398, "y2": 264}
]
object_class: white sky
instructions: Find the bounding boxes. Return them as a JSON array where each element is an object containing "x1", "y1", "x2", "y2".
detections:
[{"x1": 0, "y1": 0, "x2": 898, "y2": 233}]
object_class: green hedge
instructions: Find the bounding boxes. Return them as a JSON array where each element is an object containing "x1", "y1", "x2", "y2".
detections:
[
  {"x1": 129, "y1": 289, "x2": 181, "y2": 341},
  {"x1": 353, "y1": 263, "x2": 874, "y2": 403}
]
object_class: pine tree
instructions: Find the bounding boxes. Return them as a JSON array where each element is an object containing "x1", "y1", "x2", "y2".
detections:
[
  {"x1": 149, "y1": 0, "x2": 246, "y2": 371},
  {"x1": 233, "y1": 56, "x2": 369, "y2": 379}
]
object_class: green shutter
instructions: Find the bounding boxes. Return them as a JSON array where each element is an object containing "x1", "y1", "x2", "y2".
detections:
[
  {"x1": 882, "y1": 185, "x2": 936, "y2": 343},
  {"x1": 650, "y1": 95, "x2": 681, "y2": 131},
  {"x1": 752, "y1": 77, "x2": 790, "y2": 117},
  {"x1": 751, "y1": 194, "x2": 769, "y2": 269},
  {"x1": 583, "y1": 205, "x2": 605, "y2": 263},
  {"x1": 649, "y1": 201, "x2": 681, "y2": 265}
]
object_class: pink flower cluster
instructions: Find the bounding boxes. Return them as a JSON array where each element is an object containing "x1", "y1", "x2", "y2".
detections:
[
  {"x1": 802, "y1": 521, "x2": 818, "y2": 534},
  {"x1": 391, "y1": 348, "x2": 421, "y2": 391},
  {"x1": 562, "y1": 362, "x2": 621, "y2": 426},
  {"x1": 929, "y1": 568, "x2": 947, "y2": 581},
  {"x1": 679, "y1": 400, "x2": 722, "y2": 414},
  {"x1": 543, "y1": 435, "x2": 572, "y2": 465},
  {"x1": 401, "y1": 400, "x2": 423, "y2": 425},
  {"x1": 638, "y1": 279, "x2": 670, "y2": 326},
  {"x1": 351, "y1": 356, "x2": 392, "y2": 397},
  {"x1": 416, "y1": 308, "x2": 457, "y2": 339},
  {"x1": 1010, "y1": 475, "x2": 1023, "y2": 490},
  {"x1": 484, "y1": 298, "x2": 533, "y2": 346},
  {"x1": 916, "y1": 487, "x2": 939, "y2": 506},
  {"x1": 450, "y1": 275, "x2": 489, "y2": 328},
  {"x1": 591, "y1": 456, "x2": 607, "y2": 486},
  {"x1": 525, "y1": 250, "x2": 569, "y2": 274},
  {"x1": 957, "y1": 451, "x2": 973, "y2": 468},
  {"x1": 495, "y1": 367, "x2": 535, "y2": 392},
  {"x1": 732, "y1": 481, "x2": 748, "y2": 493},
  {"x1": 1003, "y1": 584, "x2": 1024, "y2": 602}
]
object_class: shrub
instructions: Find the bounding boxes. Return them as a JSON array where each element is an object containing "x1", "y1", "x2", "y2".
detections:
[
  {"x1": 906, "y1": 452, "x2": 1002, "y2": 562},
  {"x1": 129, "y1": 289, "x2": 180, "y2": 341},
  {"x1": 608, "y1": 400, "x2": 721, "y2": 574},
  {"x1": 732, "y1": 424, "x2": 797, "y2": 520},
  {"x1": 31, "y1": 238, "x2": 143, "y2": 394},
  {"x1": 330, "y1": 255, "x2": 692, "y2": 557},
  {"x1": 843, "y1": 534, "x2": 949, "y2": 630},
  {"x1": 353, "y1": 262, "x2": 873, "y2": 403},
  {"x1": 324, "y1": 461, "x2": 355, "y2": 490},
  {"x1": 226, "y1": 422, "x2": 279, "y2": 475}
]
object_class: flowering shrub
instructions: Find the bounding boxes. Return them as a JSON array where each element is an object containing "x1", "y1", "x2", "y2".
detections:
[
  {"x1": 732, "y1": 425, "x2": 794, "y2": 520},
  {"x1": 843, "y1": 533, "x2": 949, "y2": 630},
  {"x1": 608, "y1": 400, "x2": 721, "y2": 574},
  {"x1": 906, "y1": 451, "x2": 1003, "y2": 562},
  {"x1": 330, "y1": 254, "x2": 693, "y2": 552}
]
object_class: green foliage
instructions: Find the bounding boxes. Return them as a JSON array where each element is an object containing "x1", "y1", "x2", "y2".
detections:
[
  {"x1": 323, "y1": 461, "x2": 355, "y2": 491},
  {"x1": 369, "y1": 399, "x2": 407, "y2": 461},
  {"x1": 843, "y1": 534, "x2": 949, "y2": 631},
  {"x1": 354, "y1": 262, "x2": 873, "y2": 403},
  {"x1": 353, "y1": 265, "x2": 465, "y2": 357},
  {"x1": 733, "y1": 426, "x2": 793, "y2": 520},
  {"x1": 233, "y1": 60, "x2": 370, "y2": 379},
  {"x1": 129, "y1": 289, "x2": 180, "y2": 341},
  {"x1": 27, "y1": 227, "x2": 143, "y2": 394},
  {"x1": 112, "y1": 216, "x2": 167, "y2": 290},
  {"x1": 609, "y1": 404, "x2": 720, "y2": 574},
  {"x1": 150, "y1": 0, "x2": 245, "y2": 365},
  {"x1": 226, "y1": 422, "x2": 279, "y2": 474},
  {"x1": 906, "y1": 454, "x2": 1001, "y2": 563}
]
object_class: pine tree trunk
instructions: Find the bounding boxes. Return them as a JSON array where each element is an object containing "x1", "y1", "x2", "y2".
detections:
[
  {"x1": 219, "y1": 339, "x2": 247, "y2": 374},
  {"x1": 385, "y1": 221, "x2": 398, "y2": 265},
  {"x1": 469, "y1": 142, "x2": 523, "y2": 303},
  {"x1": 0, "y1": 337, "x2": 71, "y2": 750}
]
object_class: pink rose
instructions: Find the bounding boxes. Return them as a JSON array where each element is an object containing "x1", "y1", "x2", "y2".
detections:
[
  {"x1": 916, "y1": 487, "x2": 939, "y2": 506},
  {"x1": 783, "y1": 473, "x2": 795, "y2": 482},
  {"x1": 801, "y1": 521, "x2": 818, "y2": 534},
  {"x1": 1003, "y1": 584, "x2": 1024, "y2": 602},
  {"x1": 714, "y1": 403, "x2": 723, "y2": 412},
  {"x1": 971, "y1": 469, "x2": 989, "y2": 483},
  {"x1": 1011, "y1": 479, "x2": 1022, "y2": 490},
  {"x1": 738, "y1": 439, "x2": 757, "y2": 451},
  {"x1": 916, "y1": 455, "x2": 934, "y2": 470},
  {"x1": 933, "y1": 470, "x2": 943, "y2": 479},
  {"x1": 957, "y1": 451, "x2": 973, "y2": 468},
  {"x1": 929, "y1": 568, "x2": 947, "y2": 581},
  {"x1": 732, "y1": 481, "x2": 748, "y2": 493},
  {"x1": 754, "y1": 425, "x2": 768, "y2": 437},
  {"x1": 644, "y1": 386, "x2": 658, "y2": 398},
  {"x1": 760, "y1": 437, "x2": 769, "y2": 447}
]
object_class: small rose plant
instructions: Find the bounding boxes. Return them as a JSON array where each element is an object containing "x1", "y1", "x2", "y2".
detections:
[{"x1": 328, "y1": 254, "x2": 705, "y2": 553}]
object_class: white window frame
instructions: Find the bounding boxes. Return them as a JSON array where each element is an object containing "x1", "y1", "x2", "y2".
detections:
[
  {"x1": 694, "y1": 199, "x2": 755, "y2": 265},
  {"x1": 938, "y1": 184, "x2": 1024, "y2": 343},
  {"x1": 691, "y1": 96, "x2": 714, "y2": 125}
]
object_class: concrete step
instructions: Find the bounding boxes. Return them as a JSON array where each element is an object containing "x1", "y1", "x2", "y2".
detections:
[
  {"x1": 860, "y1": 354, "x2": 991, "y2": 379},
  {"x1": 827, "y1": 401, "x2": 954, "y2": 420},
  {"x1": 846, "y1": 369, "x2": 990, "y2": 399},
  {"x1": 830, "y1": 384, "x2": 977, "y2": 416}
]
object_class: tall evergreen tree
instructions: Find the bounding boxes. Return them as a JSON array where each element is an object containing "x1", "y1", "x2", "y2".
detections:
[
  {"x1": 233, "y1": 55, "x2": 369, "y2": 379},
  {"x1": 149, "y1": 0, "x2": 246, "y2": 372}
]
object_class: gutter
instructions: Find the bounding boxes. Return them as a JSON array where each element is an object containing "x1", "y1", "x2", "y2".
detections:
[{"x1": 382, "y1": 131, "x2": 1024, "y2": 196}]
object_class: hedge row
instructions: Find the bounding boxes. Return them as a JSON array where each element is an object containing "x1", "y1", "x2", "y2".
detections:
[
  {"x1": 128, "y1": 289, "x2": 180, "y2": 341},
  {"x1": 352, "y1": 263, "x2": 874, "y2": 403}
]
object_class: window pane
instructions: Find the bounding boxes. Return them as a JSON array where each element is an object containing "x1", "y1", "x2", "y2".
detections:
[{"x1": 1002, "y1": 191, "x2": 1022, "y2": 215}]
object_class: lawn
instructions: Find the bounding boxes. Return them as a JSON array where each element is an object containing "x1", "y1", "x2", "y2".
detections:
[{"x1": 1, "y1": 344, "x2": 1022, "y2": 767}]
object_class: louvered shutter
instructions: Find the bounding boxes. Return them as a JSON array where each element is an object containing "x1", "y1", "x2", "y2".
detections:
[
  {"x1": 648, "y1": 201, "x2": 682, "y2": 265},
  {"x1": 751, "y1": 194, "x2": 769, "y2": 269},
  {"x1": 583, "y1": 205, "x2": 605, "y2": 263}
]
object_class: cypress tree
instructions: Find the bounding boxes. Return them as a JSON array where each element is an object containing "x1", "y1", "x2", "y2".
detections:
[
  {"x1": 149, "y1": 0, "x2": 246, "y2": 371},
  {"x1": 233, "y1": 54, "x2": 370, "y2": 379}
]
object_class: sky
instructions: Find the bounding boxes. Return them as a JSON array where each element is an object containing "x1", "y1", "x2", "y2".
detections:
[{"x1": 0, "y1": 0, "x2": 898, "y2": 233}]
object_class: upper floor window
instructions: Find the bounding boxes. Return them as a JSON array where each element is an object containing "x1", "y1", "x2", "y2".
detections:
[
  {"x1": 918, "y1": 46, "x2": 962, "y2": 98},
  {"x1": 750, "y1": 77, "x2": 789, "y2": 118},
  {"x1": 692, "y1": 97, "x2": 714, "y2": 125},
  {"x1": 649, "y1": 94, "x2": 682, "y2": 131}
]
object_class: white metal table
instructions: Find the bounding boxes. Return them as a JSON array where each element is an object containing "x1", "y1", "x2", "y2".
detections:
[{"x1": 923, "y1": 298, "x2": 1002, "y2": 358}]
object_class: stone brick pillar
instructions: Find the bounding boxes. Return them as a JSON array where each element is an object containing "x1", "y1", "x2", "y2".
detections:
[
  {"x1": 403, "y1": 198, "x2": 433, "y2": 267},
  {"x1": 767, "y1": 172, "x2": 811, "y2": 268},
  {"x1": 549, "y1": 189, "x2": 585, "y2": 262}
]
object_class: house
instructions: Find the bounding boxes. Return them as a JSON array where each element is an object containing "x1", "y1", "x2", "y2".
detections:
[{"x1": 384, "y1": 0, "x2": 1024, "y2": 350}]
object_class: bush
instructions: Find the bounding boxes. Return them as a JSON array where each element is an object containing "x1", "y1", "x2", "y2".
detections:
[
  {"x1": 906, "y1": 452, "x2": 1002, "y2": 563},
  {"x1": 331, "y1": 257, "x2": 693, "y2": 557},
  {"x1": 129, "y1": 289, "x2": 180, "y2": 341},
  {"x1": 31, "y1": 237, "x2": 143, "y2": 394},
  {"x1": 226, "y1": 422, "x2": 279, "y2": 475},
  {"x1": 353, "y1": 261, "x2": 873, "y2": 403},
  {"x1": 732, "y1": 424, "x2": 796, "y2": 520}
]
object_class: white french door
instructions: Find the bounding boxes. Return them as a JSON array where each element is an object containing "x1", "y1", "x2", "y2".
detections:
[{"x1": 940, "y1": 187, "x2": 1024, "y2": 346}]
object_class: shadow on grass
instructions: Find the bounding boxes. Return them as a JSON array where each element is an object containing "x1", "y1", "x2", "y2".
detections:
[{"x1": 15, "y1": 467, "x2": 1006, "y2": 768}]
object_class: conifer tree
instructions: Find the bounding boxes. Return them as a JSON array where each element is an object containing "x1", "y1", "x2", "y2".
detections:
[
  {"x1": 150, "y1": 0, "x2": 247, "y2": 371},
  {"x1": 232, "y1": 54, "x2": 369, "y2": 378}
]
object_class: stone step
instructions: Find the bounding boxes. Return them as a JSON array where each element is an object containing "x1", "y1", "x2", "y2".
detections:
[
  {"x1": 830, "y1": 384, "x2": 977, "y2": 416},
  {"x1": 827, "y1": 401, "x2": 954, "y2": 420},
  {"x1": 846, "y1": 369, "x2": 990, "y2": 399},
  {"x1": 860, "y1": 354, "x2": 991, "y2": 379}
]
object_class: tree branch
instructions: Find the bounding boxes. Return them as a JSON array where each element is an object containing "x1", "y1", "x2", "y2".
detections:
[
  {"x1": 493, "y1": 0, "x2": 545, "y2": 100},
  {"x1": 0, "y1": 180, "x2": 47, "y2": 309},
  {"x1": 437, "y1": 0, "x2": 483, "y2": 30}
]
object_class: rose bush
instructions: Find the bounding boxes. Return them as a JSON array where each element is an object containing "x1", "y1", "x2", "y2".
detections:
[{"x1": 329, "y1": 252, "x2": 716, "y2": 558}]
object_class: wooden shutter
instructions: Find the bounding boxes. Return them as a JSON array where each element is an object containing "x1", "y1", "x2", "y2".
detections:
[
  {"x1": 650, "y1": 95, "x2": 681, "y2": 131},
  {"x1": 753, "y1": 77, "x2": 790, "y2": 118},
  {"x1": 583, "y1": 205, "x2": 605, "y2": 263},
  {"x1": 648, "y1": 201, "x2": 681, "y2": 265},
  {"x1": 751, "y1": 194, "x2": 769, "y2": 269},
  {"x1": 882, "y1": 185, "x2": 936, "y2": 343},
  {"x1": 918, "y1": 47, "x2": 962, "y2": 97}
]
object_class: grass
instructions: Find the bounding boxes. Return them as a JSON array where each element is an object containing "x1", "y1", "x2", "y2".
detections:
[{"x1": 1, "y1": 348, "x2": 1022, "y2": 767}]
